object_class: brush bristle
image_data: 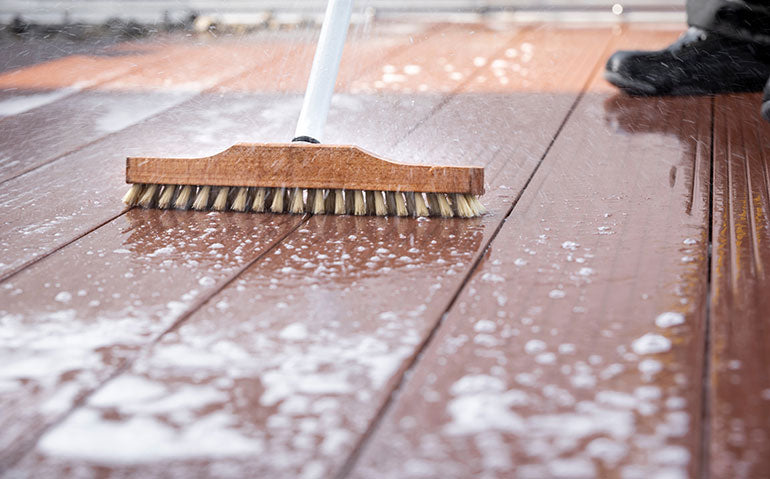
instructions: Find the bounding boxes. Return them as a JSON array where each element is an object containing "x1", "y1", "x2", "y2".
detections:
[
  {"x1": 373, "y1": 190, "x2": 387, "y2": 216},
  {"x1": 333, "y1": 189, "x2": 345, "y2": 215},
  {"x1": 405, "y1": 192, "x2": 416, "y2": 216},
  {"x1": 138, "y1": 184, "x2": 159, "y2": 208},
  {"x1": 427, "y1": 193, "x2": 454, "y2": 217},
  {"x1": 231, "y1": 187, "x2": 249, "y2": 212},
  {"x1": 271, "y1": 187, "x2": 286, "y2": 213},
  {"x1": 122, "y1": 184, "x2": 144, "y2": 206},
  {"x1": 467, "y1": 194, "x2": 486, "y2": 215},
  {"x1": 192, "y1": 185, "x2": 211, "y2": 210},
  {"x1": 394, "y1": 192, "x2": 408, "y2": 217},
  {"x1": 453, "y1": 193, "x2": 473, "y2": 218},
  {"x1": 427, "y1": 193, "x2": 440, "y2": 216},
  {"x1": 414, "y1": 192, "x2": 430, "y2": 217},
  {"x1": 212, "y1": 187, "x2": 230, "y2": 211},
  {"x1": 289, "y1": 187, "x2": 305, "y2": 214},
  {"x1": 325, "y1": 189, "x2": 336, "y2": 212},
  {"x1": 436, "y1": 193, "x2": 454, "y2": 218},
  {"x1": 345, "y1": 190, "x2": 355, "y2": 215},
  {"x1": 157, "y1": 185, "x2": 176, "y2": 209},
  {"x1": 124, "y1": 180, "x2": 484, "y2": 218},
  {"x1": 385, "y1": 191, "x2": 397, "y2": 216},
  {"x1": 252, "y1": 187, "x2": 267, "y2": 212},
  {"x1": 354, "y1": 190, "x2": 366, "y2": 216},
  {"x1": 310, "y1": 189, "x2": 325, "y2": 214},
  {"x1": 365, "y1": 191, "x2": 376, "y2": 215},
  {"x1": 175, "y1": 185, "x2": 193, "y2": 209}
]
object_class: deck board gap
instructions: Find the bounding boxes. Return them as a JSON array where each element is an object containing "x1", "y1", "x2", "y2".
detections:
[
  {"x1": 0, "y1": 207, "x2": 129, "y2": 283},
  {"x1": 699, "y1": 94, "x2": 715, "y2": 479}
]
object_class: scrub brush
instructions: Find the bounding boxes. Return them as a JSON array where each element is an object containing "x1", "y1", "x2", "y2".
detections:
[{"x1": 122, "y1": 0, "x2": 485, "y2": 218}]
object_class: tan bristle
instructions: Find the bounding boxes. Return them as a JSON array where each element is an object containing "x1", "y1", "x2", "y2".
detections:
[
  {"x1": 251, "y1": 187, "x2": 267, "y2": 212},
  {"x1": 192, "y1": 185, "x2": 211, "y2": 210},
  {"x1": 271, "y1": 187, "x2": 286, "y2": 213},
  {"x1": 174, "y1": 185, "x2": 193, "y2": 209},
  {"x1": 352, "y1": 190, "x2": 364, "y2": 216},
  {"x1": 394, "y1": 192, "x2": 408, "y2": 217},
  {"x1": 212, "y1": 187, "x2": 230, "y2": 211},
  {"x1": 373, "y1": 190, "x2": 387, "y2": 216},
  {"x1": 289, "y1": 187, "x2": 305, "y2": 214},
  {"x1": 467, "y1": 194, "x2": 486, "y2": 215},
  {"x1": 365, "y1": 191, "x2": 376, "y2": 215},
  {"x1": 230, "y1": 187, "x2": 249, "y2": 212},
  {"x1": 157, "y1": 185, "x2": 176, "y2": 209},
  {"x1": 414, "y1": 192, "x2": 430, "y2": 217},
  {"x1": 427, "y1": 193, "x2": 441, "y2": 216},
  {"x1": 138, "y1": 183, "x2": 159, "y2": 208},
  {"x1": 452, "y1": 193, "x2": 473, "y2": 218},
  {"x1": 334, "y1": 189, "x2": 345, "y2": 215},
  {"x1": 122, "y1": 183, "x2": 144, "y2": 206},
  {"x1": 310, "y1": 189, "x2": 325, "y2": 214},
  {"x1": 436, "y1": 193, "x2": 454, "y2": 218}
]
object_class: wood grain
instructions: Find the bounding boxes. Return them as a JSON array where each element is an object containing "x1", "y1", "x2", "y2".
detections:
[
  {"x1": 126, "y1": 143, "x2": 485, "y2": 194},
  {"x1": 709, "y1": 93, "x2": 770, "y2": 479}
]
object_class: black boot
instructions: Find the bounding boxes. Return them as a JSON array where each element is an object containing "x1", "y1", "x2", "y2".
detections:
[
  {"x1": 762, "y1": 77, "x2": 770, "y2": 122},
  {"x1": 605, "y1": 27, "x2": 770, "y2": 96}
]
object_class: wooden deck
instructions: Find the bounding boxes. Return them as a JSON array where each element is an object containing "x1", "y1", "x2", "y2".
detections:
[{"x1": 1, "y1": 23, "x2": 769, "y2": 479}]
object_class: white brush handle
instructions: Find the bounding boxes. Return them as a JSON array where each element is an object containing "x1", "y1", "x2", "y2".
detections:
[{"x1": 293, "y1": 0, "x2": 354, "y2": 143}]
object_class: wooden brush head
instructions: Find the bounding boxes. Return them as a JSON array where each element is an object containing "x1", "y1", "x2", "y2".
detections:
[{"x1": 126, "y1": 143, "x2": 484, "y2": 195}]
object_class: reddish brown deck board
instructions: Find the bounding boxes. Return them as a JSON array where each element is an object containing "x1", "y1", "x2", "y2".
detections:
[
  {"x1": 349, "y1": 28, "x2": 713, "y2": 479},
  {"x1": 0, "y1": 40, "x2": 319, "y2": 184},
  {"x1": 0, "y1": 43, "x2": 167, "y2": 91},
  {"x1": 709, "y1": 93, "x2": 770, "y2": 479},
  {"x1": 0, "y1": 43, "x2": 163, "y2": 116},
  {"x1": 3, "y1": 28, "x2": 613, "y2": 478}
]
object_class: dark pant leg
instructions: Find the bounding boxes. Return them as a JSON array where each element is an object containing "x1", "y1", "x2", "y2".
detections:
[{"x1": 688, "y1": 0, "x2": 770, "y2": 44}]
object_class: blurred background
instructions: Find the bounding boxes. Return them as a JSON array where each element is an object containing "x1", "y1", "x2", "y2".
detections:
[
  {"x1": 0, "y1": 1, "x2": 686, "y2": 73},
  {"x1": 2, "y1": 0, "x2": 685, "y2": 27}
]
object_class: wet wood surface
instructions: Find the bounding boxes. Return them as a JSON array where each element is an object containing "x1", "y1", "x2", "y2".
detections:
[
  {"x1": 3, "y1": 26, "x2": 614, "y2": 477},
  {"x1": 0, "y1": 41, "x2": 310, "y2": 183},
  {"x1": 350, "y1": 29, "x2": 713, "y2": 479},
  {"x1": 0, "y1": 22, "x2": 768, "y2": 479},
  {"x1": 709, "y1": 93, "x2": 770, "y2": 479}
]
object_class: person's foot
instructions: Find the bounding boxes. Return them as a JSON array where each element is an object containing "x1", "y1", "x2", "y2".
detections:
[
  {"x1": 605, "y1": 27, "x2": 770, "y2": 96},
  {"x1": 762, "y1": 77, "x2": 770, "y2": 122}
]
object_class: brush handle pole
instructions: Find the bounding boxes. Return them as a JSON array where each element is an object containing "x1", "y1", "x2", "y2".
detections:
[{"x1": 293, "y1": 0, "x2": 354, "y2": 143}]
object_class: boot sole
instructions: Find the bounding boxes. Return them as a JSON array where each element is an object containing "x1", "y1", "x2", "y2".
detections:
[
  {"x1": 606, "y1": 70, "x2": 768, "y2": 97},
  {"x1": 604, "y1": 71, "x2": 658, "y2": 96}
]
